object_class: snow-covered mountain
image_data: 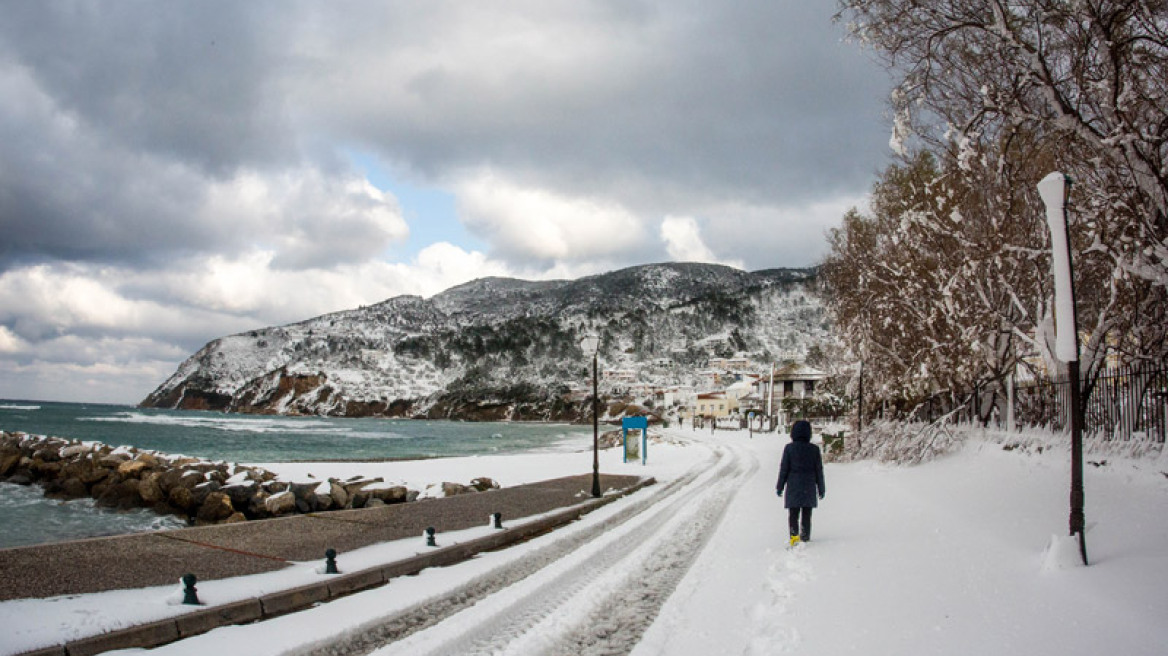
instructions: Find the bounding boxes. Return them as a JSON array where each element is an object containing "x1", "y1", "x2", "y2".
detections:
[{"x1": 140, "y1": 263, "x2": 828, "y2": 420}]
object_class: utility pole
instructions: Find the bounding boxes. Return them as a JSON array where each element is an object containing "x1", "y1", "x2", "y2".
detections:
[
  {"x1": 767, "y1": 362, "x2": 774, "y2": 429},
  {"x1": 1038, "y1": 171, "x2": 1088, "y2": 566},
  {"x1": 857, "y1": 360, "x2": 864, "y2": 434}
]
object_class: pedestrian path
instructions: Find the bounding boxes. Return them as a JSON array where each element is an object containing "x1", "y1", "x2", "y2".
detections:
[
  {"x1": 1, "y1": 474, "x2": 654, "y2": 656},
  {"x1": 0, "y1": 473, "x2": 647, "y2": 602}
]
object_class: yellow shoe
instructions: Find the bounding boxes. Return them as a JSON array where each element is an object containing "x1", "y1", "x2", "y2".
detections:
[{"x1": 789, "y1": 535, "x2": 802, "y2": 548}]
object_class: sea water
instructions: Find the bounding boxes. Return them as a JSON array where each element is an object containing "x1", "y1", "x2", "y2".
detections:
[{"x1": 0, "y1": 400, "x2": 591, "y2": 548}]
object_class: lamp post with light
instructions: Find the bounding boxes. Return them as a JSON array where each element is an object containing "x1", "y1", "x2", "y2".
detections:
[{"x1": 580, "y1": 333, "x2": 601, "y2": 498}]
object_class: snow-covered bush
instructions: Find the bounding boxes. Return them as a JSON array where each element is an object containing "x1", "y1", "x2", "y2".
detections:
[{"x1": 831, "y1": 418, "x2": 964, "y2": 465}]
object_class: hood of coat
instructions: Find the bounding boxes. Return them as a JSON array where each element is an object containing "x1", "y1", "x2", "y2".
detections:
[{"x1": 790, "y1": 420, "x2": 812, "y2": 443}]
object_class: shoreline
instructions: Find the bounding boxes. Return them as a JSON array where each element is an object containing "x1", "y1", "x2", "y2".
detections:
[{"x1": 0, "y1": 432, "x2": 512, "y2": 534}]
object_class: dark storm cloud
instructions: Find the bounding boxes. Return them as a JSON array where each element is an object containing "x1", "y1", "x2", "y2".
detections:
[
  {"x1": 0, "y1": 1, "x2": 296, "y2": 270},
  {"x1": 0, "y1": 1, "x2": 294, "y2": 174},
  {"x1": 0, "y1": 0, "x2": 891, "y2": 273},
  {"x1": 297, "y1": 1, "x2": 891, "y2": 214}
]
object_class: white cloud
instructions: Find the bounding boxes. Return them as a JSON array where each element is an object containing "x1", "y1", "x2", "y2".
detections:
[
  {"x1": 201, "y1": 169, "x2": 409, "y2": 270},
  {"x1": 454, "y1": 169, "x2": 647, "y2": 263},
  {"x1": 0, "y1": 352, "x2": 179, "y2": 405},
  {"x1": 0, "y1": 326, "x2": 27, "y2": 354},
  {"x1": 661, "y1": 216, "x2": 715, "y2": 263},
  {"x1": 0, "y1": 245, "x2": 526, "y2": 403},
  {"x1": 696, "y1": 195, "x2": 868, "y2": 268}
]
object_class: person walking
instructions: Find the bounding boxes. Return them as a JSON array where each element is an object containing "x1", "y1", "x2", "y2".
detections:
[{"x1": 776, "y1": 419, "x2": 825, "y2": 546}]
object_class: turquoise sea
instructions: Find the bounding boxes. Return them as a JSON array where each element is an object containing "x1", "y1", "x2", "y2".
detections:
[{"x1": 0, "y1": 400, "x2": 590, "y2": 549}]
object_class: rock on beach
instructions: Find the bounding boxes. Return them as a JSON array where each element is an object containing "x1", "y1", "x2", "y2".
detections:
[{"x1": 0, "y1": 431, "x2": 504, "y2": 528}]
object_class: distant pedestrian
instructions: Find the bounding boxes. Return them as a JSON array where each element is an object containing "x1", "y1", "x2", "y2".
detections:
[{"x1": 776, "y1": 420, "x2": 825, "y2": 545}]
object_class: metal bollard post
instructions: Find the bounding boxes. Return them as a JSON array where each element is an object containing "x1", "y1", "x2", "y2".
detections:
[
  {"x1": 425, "y1": 526, "x2": 437, "y2": 547},
  {"x1": 491, "y1": 512, "x2": 503, "y2": 529},
  {"x1": 325, "y1": 548, "x2": 339, "y2": 574},
  {"x1": 181, "y1": 573, "x2": 200, "y2": 605}
]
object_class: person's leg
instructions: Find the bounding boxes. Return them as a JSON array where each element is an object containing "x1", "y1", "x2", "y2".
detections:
[
  {"x1": 800, "y1": 507, "x2": 813, "y2": 542},
  {"x1": 788, "y1": 507, "x2": 800, "y2": 537}
]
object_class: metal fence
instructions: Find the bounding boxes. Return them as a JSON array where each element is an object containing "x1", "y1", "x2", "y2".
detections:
[{"x1": 1014, "y1": 363, "x2": 1168, "y2": 442}]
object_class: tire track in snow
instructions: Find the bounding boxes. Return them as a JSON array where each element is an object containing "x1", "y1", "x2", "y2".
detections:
[
  {"x1": 298, "y1": 444, "x2": 727, "y2": 656},
  {"x1": 382, "y1": 444, "x2": 754, "y2": 656},
  {"x1": 546, "y1": 449, "x2": 760, "y2": 656}
]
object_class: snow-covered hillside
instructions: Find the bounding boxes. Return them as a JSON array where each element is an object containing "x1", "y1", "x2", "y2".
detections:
[{"x1": 141, "y1": 263, "x2": 828, "y2": 419}]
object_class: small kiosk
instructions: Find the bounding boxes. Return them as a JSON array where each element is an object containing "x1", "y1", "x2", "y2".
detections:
[{"x1": 622, "y1": 416, "x2": 649, "y2": 465}]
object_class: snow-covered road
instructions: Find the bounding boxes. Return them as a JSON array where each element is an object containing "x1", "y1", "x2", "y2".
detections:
[
  {"x1": 354, "y1": 442, "x2": 749, "y2": 656},
  {"x1": 6, "y1": 425, "x2": 1166, "y2": 656}
]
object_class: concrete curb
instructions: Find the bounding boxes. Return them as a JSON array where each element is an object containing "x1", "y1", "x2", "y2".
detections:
[{"x1": 17, "y1": 477, "x2": 656, "y2": 656}]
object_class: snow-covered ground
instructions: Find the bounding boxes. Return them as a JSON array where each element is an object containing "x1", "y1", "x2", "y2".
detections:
[{"x1": 1, "y1": 426, "x2": 1165, "y2": 655}]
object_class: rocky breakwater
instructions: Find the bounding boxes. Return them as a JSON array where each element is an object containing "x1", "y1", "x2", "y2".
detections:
[{"x1": 0, "y1": 431, "x2": 501, "y2": 526}]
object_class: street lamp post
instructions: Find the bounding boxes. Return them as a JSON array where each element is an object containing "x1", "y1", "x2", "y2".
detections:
[
  {"x1": 580, "y1": 334, "x2": 602, "y2": 498},
  {"x1": 1038, "y1": 171, "x2": 1088, "y2": 566}
]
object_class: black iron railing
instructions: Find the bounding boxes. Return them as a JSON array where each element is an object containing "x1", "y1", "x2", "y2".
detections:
[{"x1": 1014, "y1": 364, "x2": 1167, "y2": 442}]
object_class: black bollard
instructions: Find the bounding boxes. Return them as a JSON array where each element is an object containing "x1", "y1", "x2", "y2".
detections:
[
  {"x1": 491, "y1": 512, "x2": 503, "y2": 529},
  {"x1": 325, "y1": 548, "x2": 339, "y2": 574},
  {"x1": 181, "y1": 573, "x2": 200, "y2": 605},
  {"x1": 425, "y1": 526, "x2": 437, "y2": 547}
]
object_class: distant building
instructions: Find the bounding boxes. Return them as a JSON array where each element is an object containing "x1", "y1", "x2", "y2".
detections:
[
  {"x1": 752, "y1": 362, "x2": 827, "y2": 414},
  {"x1": 602, "y1": 369, "x2": 637, "y2": 383},
  {"x1": 709, "y1": 356, "x2": 752, "y2": 372},
  {"x1": 655, "y1": 385, "x2": 694, "y2": 408},
  {"x1": 695, "y1": 391, "x2": 735, "y2": 418},
  {"x1": 695, "y1": 369, "x2": 721, "y2": 389},
  {"x1": 725, "y1": 378, "x2": 756, "y2": 403}
]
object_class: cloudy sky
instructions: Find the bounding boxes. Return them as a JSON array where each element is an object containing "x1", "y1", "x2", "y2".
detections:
[{"x1": 0, "y1": 1, "x2": 892, "y2": 404}]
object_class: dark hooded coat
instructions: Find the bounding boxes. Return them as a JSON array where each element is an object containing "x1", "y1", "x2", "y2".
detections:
[{"x1": 776, "y1": 421, "x2": 825, "y2": 509}]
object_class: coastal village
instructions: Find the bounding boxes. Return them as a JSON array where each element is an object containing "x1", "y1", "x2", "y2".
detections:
[{"x1": 569, "y1": 354, "x2": 829, "y2": 432}]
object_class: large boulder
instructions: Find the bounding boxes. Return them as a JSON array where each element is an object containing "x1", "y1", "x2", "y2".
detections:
[
  {"x1": 168, "y1": 486, "x2": 196, "y2": 513},
  {"x1": 441, "y1": 482, "x2": 471, "y2": 497},
  {"x1": 59, "y1": 443, "x2": 91, "y2": 459},
  {"x1": 59, "y1": 477, "x2": 88, "y2": 499},
  {"x1": 80, "y1": 464, "x2": 111, "y2": 486},
  {"x1": 328, "y1": 480, "x2": 348, "y2": 509},
  {"x1": 139, "y1": 472, "x2": 164, "y2": 503},
  {"x1": 223, "y1": 481, "x2": 258, "y2": 508},
  {"x1": 369, "y1": 485, "x2": 410, "y2": 504},
  {"x1": 29, "y1": 458, "x2": 62, "y2": 477},
  {"x1": 470, "y1": 477, "x2": 500, "y2": 492},
  {"x1": 97, "y1": 479, "x2": 142, "y2": 510},
  {"x1": 265, "y1": 490, "x2": 296, "y2": 516},
  {"x1": 97, "y1": 452, "x2": 131, "y2": 468},
  {"x1": 189, "y1": 481, "x2": 220, "y2": 508},
  {"x1": 196, "y1": 491, "x2": 236, "y2": 523},
  {"x1": 0, "y1": 453, "x2": 21, "y2": 477},
  {"x1": 156, "y1": 468, "x2": 181, "y2": 493},
  {"x1": 117, "y1": 459, "x2": 152, "y2": 478}
]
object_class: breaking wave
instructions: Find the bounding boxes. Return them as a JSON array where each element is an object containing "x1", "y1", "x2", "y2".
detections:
[
  {"x1": 80, "y1": 411, "x2": 407, "y2": 440},
  {"x1": 0, "y1": 483, "x2": 186, "y2": 549}
]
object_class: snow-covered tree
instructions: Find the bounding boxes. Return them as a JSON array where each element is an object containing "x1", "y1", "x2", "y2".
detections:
[
  {"x1": 837, "y1": 0, "x2": 1168, "y2": 290},
  {"x1": 825, "y1": 131, "x2": 1167, "y2": 423},
  {"x1": 829, "y1": 0, "x2": 1168, "y2": 422}
]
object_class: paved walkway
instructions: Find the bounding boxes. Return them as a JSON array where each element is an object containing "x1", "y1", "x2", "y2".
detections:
[{"x1": 0, "y1": 473, "x2": 645, "y2": 602}]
